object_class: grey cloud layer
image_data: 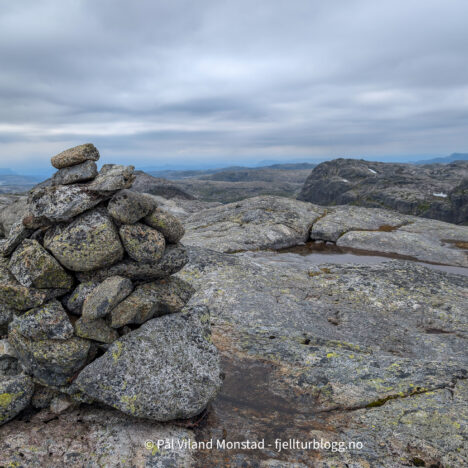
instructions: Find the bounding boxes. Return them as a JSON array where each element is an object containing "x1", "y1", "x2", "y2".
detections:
[{"x1": 1, "y1": 0, "x2": 467, "y2": 167}]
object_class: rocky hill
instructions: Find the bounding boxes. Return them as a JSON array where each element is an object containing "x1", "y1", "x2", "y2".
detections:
[{"x1": 298, "y1": 158, "x2": 468, "y2": 224}]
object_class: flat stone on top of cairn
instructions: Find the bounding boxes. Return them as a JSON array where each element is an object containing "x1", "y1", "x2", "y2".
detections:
[{"x1": 51, "y1": 143, "x2": 100, "y2": 169}]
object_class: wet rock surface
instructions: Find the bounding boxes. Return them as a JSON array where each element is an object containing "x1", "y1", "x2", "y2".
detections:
[{"x1": 178, "y1": 246, "x2": 468, "y2": 467}]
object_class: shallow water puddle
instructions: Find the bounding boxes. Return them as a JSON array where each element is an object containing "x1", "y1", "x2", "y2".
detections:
[{"x1": 238, "y1": 242, "x2": 468, "y2": 277}]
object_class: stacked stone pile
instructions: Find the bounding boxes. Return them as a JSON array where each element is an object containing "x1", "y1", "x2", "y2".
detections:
[{"x1": 0, "y1": 144, "x2": 221, "y2": 426}]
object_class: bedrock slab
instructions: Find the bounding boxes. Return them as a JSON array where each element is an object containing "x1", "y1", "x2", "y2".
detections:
[
  {"x1": 176, "y1": 247, "x2": 468, "y2": 467},
  {"x1": 183, "y1": 195, "x2": 324, "y2": 252}
]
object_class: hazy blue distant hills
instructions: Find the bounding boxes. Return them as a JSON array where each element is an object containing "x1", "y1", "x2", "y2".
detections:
[{"x1": 414, "y1": 153, "x2": 468, "y2": 164}]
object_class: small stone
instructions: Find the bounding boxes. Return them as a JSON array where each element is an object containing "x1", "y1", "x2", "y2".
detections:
[
  {"x1": 51, "y1": 160, "x2": 98, "y2": 185},
  {"x1": 76, "y1": 244, "x2": 188, "y2": 282},
  {"x1": 0, "y1": 374, "x2": 34, "y2": 426},
  {"x1": 9, "y1": 239, "x2": 73, "y2": 290},
  {"x1": 49, "y1": 394, "x2": 74, "y2": 414},
  {"x1": 119, "y1": 223, "x2": 165, "y2": 264},
  {"x1": 65, "y1": 281, "x2": 98, "y2": 315},
  {"x1": 74, "y1": 318, "x2": 119, "y2": 343},
  {"x1": 0, "y1": 339, "x2": 17, "y2": 360},
  {"x1": 44, "y1": 208, "x2": 124, "y2": 272},
  {"x1": 144, "y1": 208, "x2": 185, "y2": 243},
  {"x1": 111, "y1": 278, "x2": 194, "y2": 328},
  {"x1": 51, "y1": 143, "x2": 100, "y2": 169},
  {"x1": 75, "y1": 305, "x2": 222, "y2": 421},
  {"x1": 8, "y1": 327, "x2": 91, "y2": 386},
  {"x1": 107, "y1": 189, "x2": 155, "y2": 224},
  {"x1": 87, "y1": 164, "x2": 135, "y2": 192},
  {"x1": 10, "y1": 300, "x2": 73, "y2": 341},
  {"x1": 82, "y1": 276, "x2": 133, "y2": 320},
  {"x1": 0, "y1": 305, "x2": 15, "y2": 332},
  {"x1": 31, "y1": 384, "x2": 60, "y2": 409},
  {"x1": 0, "y1": 221, "x2": 33, "y2": 257}
]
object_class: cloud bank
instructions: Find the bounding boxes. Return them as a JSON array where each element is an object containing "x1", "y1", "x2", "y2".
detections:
[{"x1": 1, "y1": 0, "x2": 467, "y2": 169}]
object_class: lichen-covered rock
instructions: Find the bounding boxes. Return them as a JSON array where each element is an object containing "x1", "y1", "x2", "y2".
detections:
[
  {"x1": 75, "y1": 306, "x2": 222, "y2": 421},
  {"x1": 76, "y1": 244, "x2": 188, "y2": 282},
  {"x1": 9, "y1": 239, "x2": 73, "y2": 289},
  {"x1": 52, "y1": 160, "x2": 98, "y2": 186},
  {"x1": 111, "y1": 277, "x2": 194, "y2": 328},
  {"x1": 0, "y1": 305, "x2": 14, "y2": 333},
  {"x1": 8, "y1": 327, "x2": 91, "y2": 386},
  {"x1": 119, "y1": 223, "x2": 165, "y2": 263},
  {"x1": 0, "y1": 196, "x2": 28, "y2": 238},
  {"x1": 107, "y1": 189, "x2": 155, "y2": 224},
  {"x1": 86, "y1": 164, "x2": 135, "y2": 193},
  {"x1": 310, "y1": 206, "x2": 412, "y2": 242},
  {"x1": 0, "y1": 374, "x2": 34, "y2": 425},
  {"x1": 64, "y1": 281, "x2": 98, "y2": 315},
  {"x1": 44, "y1": 209, "x2": 124, "y2": 272},
  {"x1": 144, "y1": 207, "x2": 185, "y2": 243},
  {"x1": 74, "y1": 318, "x2": 119, "y2": 344},
  {"x1": 51, "y1": 143, "x2": 100, "y2": 169},
  {"x1": 10, "y1": 300, "x2": 73, "y2": 341},
  {"x1": 0, "y1": 260, "x2": 48, "y2": 311},
  {"x1": 183, "y1": 195, "x2": 324, "y2": 252},
  {"x1": 81, "y1": 276, "x2": 133, "y2": 320},
  {"x1": 25, "y1": 184, "x2": 108, "y2": 227},
  {"x1": 337, "y1": 230, "x2": 468, "y2": 267},
  {"x1": 31, "y1": 384, "x2": 60, "y2": 409},
  {"x1": 0, "y1": 221, "x2": 33, "y2": 257}
]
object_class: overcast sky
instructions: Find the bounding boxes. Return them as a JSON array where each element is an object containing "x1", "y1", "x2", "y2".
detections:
[{"x1": 1, "y1": 0, "x2": 467, "y2": 171}]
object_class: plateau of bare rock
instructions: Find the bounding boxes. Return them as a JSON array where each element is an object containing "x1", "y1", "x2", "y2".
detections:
[
  {"x1": 0, "y1": 144, "x2": 222, "y2": 430},
  {"x1": 298, "y1": 158, "x2": 468, "y2": 224}
]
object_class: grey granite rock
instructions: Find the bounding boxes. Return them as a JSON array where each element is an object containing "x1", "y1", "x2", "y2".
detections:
[
  {"x1": 81, "y1": 276, "x2": 133, "y2": 320},
  {"x1": 337, "y1": 230, "x2": 468, "y2": 266},
  {"x1": 0, "y1": 221, "x2": 33, "y2": 257},
  {"x1": 10, "y1": 300, "x2": 73, "y2": 341},
  {"x1": 25, "y1": 184, "x2": 108, "y2": 227},
  {"x1": 175, "y1": 246, "x2": 468, "y2": 467},
  {"x1": 110, "y1": 277, "x2": 194, "y2": 328},
  {"x1": 51, "y1": 160, "x2": 98, "y2": 185},
  {"x1": 75, "y1": 305, "x2": 222, "y2": 421},
  {"x1": 0, "y1": 196, "x2": 28, "y2": 238},
  {"x1": 51, "y1": 143, "x2": 100, "y2": 169},
  {"x1": 119, "y1": 223, "x2": 165, "y2": 264},
  {"x1": 9, "y1": 239, "x2": 73, "y2": 289},
  {"x1": 8, "y1": 326, "x2": 91, "y2": 386},
  {"x1": 0, "y1": 259, "x2": 48, "y2": 310},
  {"x1": 0, "y1": 305, "x2": 14, "y2": 333},
  {"x1": 64, "y1": 281, "x2": 98, "y2": 315},
  {"x1": 31, "y1": 384, "x2": 60, "y2": 409},
  {"x1": 0, "y1": 406, "x2": 195, "y2": 467},
  {"x1": 0, "y1": 374, "x2": 34, "y2": 426},
  {"x1": 310, "y1": 205, "x2": 413, "y2": 242},
  {"x1": 144, "y1": 207, "x2": 185, "y2": 243},
  {"x1": 74, "y1": 318, "x2": 119, "y2": 344},
  {"x1": 183, "y1": 195, "x2": 324, "y2": 252},
  {"x1": 86, "y1": 164, "x2": 135, "y2": 193},
  {"x1": 76, "y1": 244, "x2": 188, "y2": 282},
  {"x1": 107, "y1": 189, "x2": 155, "y2": 224},
  {"x1": 44, "y1": 208, "x2": 124, "y2": 272},
  {"x1": 298, "y1": 158, "x2": 468, "y2": 224}
]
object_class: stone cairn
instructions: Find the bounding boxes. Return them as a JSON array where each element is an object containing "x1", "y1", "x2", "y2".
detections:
[{"x1": 0, "y1": 144, "x2": 221, "y2": 425}]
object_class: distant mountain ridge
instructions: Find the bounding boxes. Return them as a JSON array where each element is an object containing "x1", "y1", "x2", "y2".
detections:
[{"x1": 415, "y1": 153, "x2": 468, "y2": 164}]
